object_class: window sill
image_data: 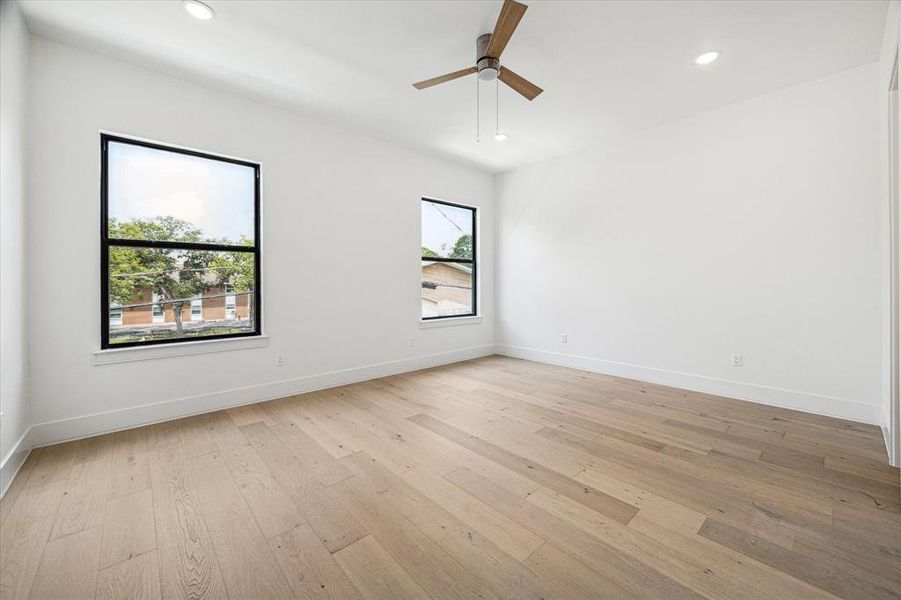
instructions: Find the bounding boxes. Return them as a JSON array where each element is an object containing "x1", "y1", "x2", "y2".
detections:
[
  {"x1": 419, "y1": 316, "x2": 482, "y2": 329},
  {"x1": 93, "y1": 335, "x2": 269, "y2": 365}
]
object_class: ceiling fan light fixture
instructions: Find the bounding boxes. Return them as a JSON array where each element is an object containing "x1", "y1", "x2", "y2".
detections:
[
  {"x1": 694, "y1": 50, "x2": 720, "y2": 65},
  {"x1": 479, "y1": 67, "x2": 499, "y2": 82},
  {"x1": 184, "y1": 0, "x2": 215, "y2": 20}
]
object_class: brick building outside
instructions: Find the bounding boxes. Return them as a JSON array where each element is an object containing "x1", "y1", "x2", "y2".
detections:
[{"x1": 421, "y1": 261, "x2": 473, "y2": 317}]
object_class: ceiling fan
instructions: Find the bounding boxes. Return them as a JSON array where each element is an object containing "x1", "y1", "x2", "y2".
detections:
[{"x1": 412, "y1": 0, "x2": 543, "y2": 101}]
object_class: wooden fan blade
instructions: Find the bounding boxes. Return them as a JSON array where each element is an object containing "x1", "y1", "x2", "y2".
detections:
[
  {"x1": 498, "y1": 67, "x2": 543, "y2": 100},
  {"x1": 413, "y1": 67, "x2": 477, "y2": 90},
  {"x1": 485, "y1": 0, "x2": 528, "y2": 59}
]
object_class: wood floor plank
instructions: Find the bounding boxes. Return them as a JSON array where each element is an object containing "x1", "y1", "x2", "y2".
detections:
[
  {"x1": 541, "y1": 424, "x2": 836, "y2": 539},
  {"x1": 699, "y1": 517, "x2": 901, "y2": 599},
  {"x1": 542, "y1": 420, "x2": 837, "y2": 517},
  {"x1": 283, "y1": 393, "x2": 362, "y2": 458},
  {"x1": 96, "y1": 550, "x2": 162, "y2": 600},
  {"x1": 340, "y1": 451, "x2": 554, "y2": 600},
  {"x1": 345, "y1": 392, "x2": 540, "y2": 497},
  {"x1": 830, "y1": 500, "x2": 901, "y2": 549},
  {"x1": 0, "y1": 479, "x2": 66, "y2": 599},
  {"x1": 787, "y1": 534, "x2": 901, "y2": 594},
  {"x1": 239, "y1": 421, "x2": 369, "y2": 553},
  {"x1": 627, "y1": 515, "x2": 840, "y2": 599},
  {"x1": 333, "y1": 535, "x2": 428, "y2": 600},
  {"x1": 270, "y1": 421, "x2": 354, "y2": 486},
  {"x1": 108, "y1": 427, "x2": 152, "y2": 500},
  {"x1": 329, "y1": 464, "x2": 499, "y2": 599},
  {"x1": 522, "y1": 541, "x2": 639, "y2": 599},
  {"x1": 226, "y1": 403, "x2": 267, "y2": 428},
  {"x1": 444, "y1": 466, "x2": 704, "y2": 600},
  {"x1": 399, "y1": 464, "x2": 543, "y2": 562},
  {"x1": 531, "y1": 485, "x2": 834, "y2": 600},
  {"x1": 146, "y1": 421, "x2": 180, "y2": 448},
  {"x1": 149, "y1": 441, "x2": 228, "y2": 600},
  {"x1": 823, "y1": 455, "x2": 900, "y2": 485},
  {"x1": 187, "y1": 451, "x2": 294, "y2": 599},
  {"x1": 100, "y1": 488, "x2": 157, "y2": 569},
  {"x1": 572, "y1": 468, "x2": 707, "y2": 536},
  {"x1": 343, "y1": 381, "x2": 423, "y2": 419},
  {"x1": 204, "y1": 411, "x2": 305, "y2": 539},
  {"x1": 410, "y1": 413, "x2": 639, "y2": 525},
  {"x1": 441, "y1": 410, "x2": 590, "y2": 476},
  {"x1": 367, "y1": 379, "x2": 457, "y2": 421},
  {"x1": 49, "y1": 448, "x2": 112, "y2": 540},
  {"x1": 28, "y1": 526, "x2": 101, "y2": 600},
  {"x1": 270, "y1": 523, "x2": 365, "y2": 600},
  {"x1": 176, "y1": 414, "x2": 218, "y2": 459},
  {"x1": 23, "y1": 442, "x2": 77, "y2": 490},
  {"x1": 304, "y1": 394, "x2": 422, "y2": 474},
  {"x1": 228, "y1": 442, "x2": 305, "y2": 537}
]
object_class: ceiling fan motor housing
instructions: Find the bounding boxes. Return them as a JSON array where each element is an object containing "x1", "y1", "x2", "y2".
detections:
[{"x1": 476, "y1": 33, "x2": 499, "y2": 80}]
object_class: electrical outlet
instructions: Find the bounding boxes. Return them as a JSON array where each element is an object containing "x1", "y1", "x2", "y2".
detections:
[
  {"x1": 731, "y1": 354, "x2": 743, "y2": 367},
  {"x1": 560, "y1": 333, "x2": 568, "y2": 344},
  {"x1": 276, "y1": 354, "x2": 286, "y2": 367}
]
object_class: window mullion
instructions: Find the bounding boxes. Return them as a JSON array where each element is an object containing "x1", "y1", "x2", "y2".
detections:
[{"x1": 107, "y1": 238, "x2": 256, "y2": 253}]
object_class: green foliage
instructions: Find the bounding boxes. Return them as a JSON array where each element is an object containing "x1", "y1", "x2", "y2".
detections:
[
  {"x1": 421, "y1": 246, "x2": 439, "y2": 258},
  {"x1": 110, "y1": 216, "x2": 203, "y2": 244},
  {"x1": 209, "y1": 236, "x2": 255, "y2": 293},
  {"x1": 450, "y1": 234, "x2": 472, "y2": 259}
]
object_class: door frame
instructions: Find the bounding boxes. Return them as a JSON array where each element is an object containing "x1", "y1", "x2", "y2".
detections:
[{"x1": 888, "y1": 48, "x2": 900, "y2": 468}]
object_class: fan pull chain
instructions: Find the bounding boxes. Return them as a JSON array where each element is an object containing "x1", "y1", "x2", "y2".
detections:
[
  {"x1": 476, "y1": 76, "x2": 480, "y2": 143},
  {"x1": 496, "y1": 77, "x2": 499, "y2": 135}
]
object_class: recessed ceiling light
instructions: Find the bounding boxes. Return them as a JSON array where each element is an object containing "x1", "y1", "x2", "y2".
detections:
[
  {"x1": 694, "y1": 51, "x2": 720, "y2": 65},
  {"x1": 184, "y1": 0, "x2": 215, "y2": 20},
  {"x1": 494, "y1": 132, "x2": 508, "y2": 142}
]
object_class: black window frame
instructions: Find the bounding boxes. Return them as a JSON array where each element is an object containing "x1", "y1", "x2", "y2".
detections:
[
  {"x1": 420, "y1": 197, "x2": 477, "y2": 320},
  {"x1": 100, "y1": 133, "x2": 262, "y2": 349}
]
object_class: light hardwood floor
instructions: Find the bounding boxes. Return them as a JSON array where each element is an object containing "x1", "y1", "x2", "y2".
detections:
[{"x1": 1, "y1": 356, "x2": 899, "y2": 599}]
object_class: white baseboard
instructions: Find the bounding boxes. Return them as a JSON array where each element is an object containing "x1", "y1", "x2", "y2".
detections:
[
  {"x1": 27, "y1": 344, "x2": 496, "y2": 449},
  {"x1": 1, "y1": 427, "x2": 32, "y2": 499},
  {"x1": 882, "y1": 424, "x2": 893, "y2": 465},
  {"x1": 497, "y1": 344, "x2": 882, "y2": 426}
]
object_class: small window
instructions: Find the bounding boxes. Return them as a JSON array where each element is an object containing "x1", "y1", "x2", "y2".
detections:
[
  {"x1": 151, "y1": 292, "x2": 165, "y2": 324},
  {"x1": 101, "y1": 135, "x2": 261, "y2": 348},
  {"x1": 225, "y1": 284, "x2": 237, "y2": 320},
  {"x1": 421, "y1": 198, "x2": 476, "y2": 319},
  {"x1": 190, "y1": 298, "x2": 203, "y2": 321}
]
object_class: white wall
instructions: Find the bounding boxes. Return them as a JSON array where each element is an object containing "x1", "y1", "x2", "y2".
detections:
[
  {"x1": 0, "y1": 0, "x2": 31, "y2": 493},
  {"x1": 496, "y1": 63, "x2": 884, "y2": 424},
  {"x1": 26, "y1": 36, "x2": 495, "y2": 445}
]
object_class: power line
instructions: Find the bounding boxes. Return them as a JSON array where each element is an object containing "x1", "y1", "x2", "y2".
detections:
[
  {"x1": 430, "y1": 202, "x2": 465, "y2": 235},
  {"x1": 110, "y1": 265, "x2": 240, "y2": 278}
]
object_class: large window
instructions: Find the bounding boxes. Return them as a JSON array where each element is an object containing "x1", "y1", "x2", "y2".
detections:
[
  {"x1": 101, "y1": 135, "x2": 261, "y2": 348},
  {"x1": 421, "y1": 198, "x2": 476, "y2": 319}
]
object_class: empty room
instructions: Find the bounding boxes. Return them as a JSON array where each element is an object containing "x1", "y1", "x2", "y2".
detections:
[{"x1": 1, "y1": 0, "x2": 900, "y2": 598}]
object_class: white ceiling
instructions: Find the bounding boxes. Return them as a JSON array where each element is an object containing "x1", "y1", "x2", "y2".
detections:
[{"x1": 21, "y1": 0, "x2": 888, "y2": 173}]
